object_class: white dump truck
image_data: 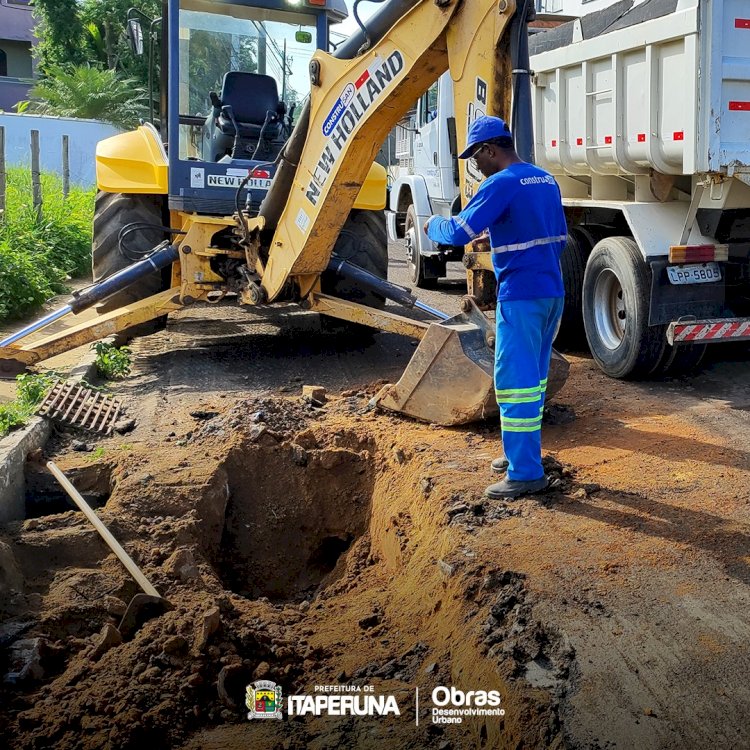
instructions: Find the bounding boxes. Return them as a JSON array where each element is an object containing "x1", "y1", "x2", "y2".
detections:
[{"x1": 387, "y1": 0, "x2": 750, "y2": 378}]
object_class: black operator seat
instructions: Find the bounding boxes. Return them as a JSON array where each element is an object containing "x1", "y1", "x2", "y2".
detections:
[{"x1": 217, "y1": 71, "x2": 285, "y2": 139}]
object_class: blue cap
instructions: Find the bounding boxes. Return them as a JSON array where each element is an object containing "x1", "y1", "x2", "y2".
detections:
[{"x1": 458, "y1": 115, "x2": 512, "y2": 159}]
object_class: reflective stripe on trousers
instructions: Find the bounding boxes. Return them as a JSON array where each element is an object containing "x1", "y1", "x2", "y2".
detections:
[{"x1": 494, "y1": 297, "x2": 564, "y2": 481}]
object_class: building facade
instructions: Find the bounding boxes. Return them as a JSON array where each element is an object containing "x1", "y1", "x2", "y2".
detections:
[{"x1": 0, "y1": 0, "x2": 35, "y2": 111}]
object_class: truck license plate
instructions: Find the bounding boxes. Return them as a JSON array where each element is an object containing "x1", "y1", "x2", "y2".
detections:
[{"x1": 667, "y1": 262, "x2": 721, "y2": 285}]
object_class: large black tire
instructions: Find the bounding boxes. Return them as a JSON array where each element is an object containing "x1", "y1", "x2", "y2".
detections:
[
  {"x1": 582, "y1": 236, "x2": 667, "y2": 378},
  {"x1": 92, "y1": 191, "x2": 167, "y2": 314},
  {"x1": 404, "y1": 205, "x2": 438, "y2": 289},
  {"x1": 555, "y1": 229, "x2": 589, "y2": 350},
  {"x1": 321, "y1": 208, "x2": 389, "y2": 309}
]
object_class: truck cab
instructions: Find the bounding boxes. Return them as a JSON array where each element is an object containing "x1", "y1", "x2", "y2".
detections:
[{"x1": 386, "y1": 75, "x2": 464, "y2": 287}]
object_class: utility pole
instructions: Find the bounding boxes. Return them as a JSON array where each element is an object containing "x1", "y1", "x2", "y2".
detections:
[
  {"x1": 282, "y1": 39, "x2": 287, "y2": 101},
  {"x1": 257, "y1": 23, "x2": 266, "y2": 74}
]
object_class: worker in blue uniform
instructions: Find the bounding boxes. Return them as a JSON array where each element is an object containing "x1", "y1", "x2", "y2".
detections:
[{"x1": 424, "y1": 116, "x2": 566, "y2": 499}]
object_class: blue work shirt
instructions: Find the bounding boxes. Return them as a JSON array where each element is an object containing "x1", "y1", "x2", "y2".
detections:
[{"x1": 425, "y1": 162, "x2": 566, "y2": 301}]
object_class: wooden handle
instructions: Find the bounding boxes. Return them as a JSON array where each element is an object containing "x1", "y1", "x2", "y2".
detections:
[{"x1": 46, "y1": 461, "x2": 160, "y2": 598}]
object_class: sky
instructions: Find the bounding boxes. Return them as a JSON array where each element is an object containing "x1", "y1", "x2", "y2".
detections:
[
  {"x1": 281, "y1": 0, "x2": 378, "y2": 99},
  {"x1": 334, "y1": 0, "x2": 378, "y2": 41}
]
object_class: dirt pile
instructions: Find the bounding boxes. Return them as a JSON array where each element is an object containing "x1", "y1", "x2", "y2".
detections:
[{"x1": 0, "y1": 393, "x2": 580, "y2": 749}]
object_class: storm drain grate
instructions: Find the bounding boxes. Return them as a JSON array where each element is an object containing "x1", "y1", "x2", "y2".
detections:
[{"x1": 37, "y1": 380, "x2": 123, "y2": 435}]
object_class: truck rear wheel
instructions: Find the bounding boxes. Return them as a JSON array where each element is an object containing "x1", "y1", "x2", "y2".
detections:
[
  {"x1": 555, "y1": 229, "x2": 588, "y2": 349},
  {"x1": 92, "y1": 191, "x2": 168, "y2": 316},
  {"x1": 405, "y1": 205, "x2": 438, "y2": 289},
  {"x1": 583, "y1": 236, "x2": 666, "y2": 378}
]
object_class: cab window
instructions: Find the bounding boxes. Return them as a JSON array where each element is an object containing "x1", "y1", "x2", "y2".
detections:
[{"x1": 418, "y1": 81, "x2": 439, "y2": 127}]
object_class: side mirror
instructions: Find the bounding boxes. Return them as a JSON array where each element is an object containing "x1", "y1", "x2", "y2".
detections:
[
  {"x1": 295, "y1": 30, "x2": 312, "y2": 44},
  {"x1": 127, "y1": 18, "x2": 144, "y2": 56}
]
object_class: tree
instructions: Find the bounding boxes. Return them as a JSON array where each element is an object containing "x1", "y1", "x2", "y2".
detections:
[
  {"x1": 33, "y1": 0, "x2": 160, "y2": 74},
  {"x1": 19, "y1": 64, "x2": 147, "y2": 129},
  {"x1": 79, "y1": 0, "x2": 161, "y2": 73},
  {"x1": 32, "y1": 0, "x2": 87, "y2": 71},
  {"x1": 27, "y1": 0, "x2": 159, "y2": 124},
  {"x1": 187, "y1": 32, "x2": 258, "y2": 115}
]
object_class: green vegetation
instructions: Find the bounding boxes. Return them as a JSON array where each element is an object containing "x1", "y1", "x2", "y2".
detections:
[
  {"x1": 19, "y1": 64, "x2": 148, "y2": 129},
  {"x1": 86, "y1": 446, "x2": 107, "y2": 461},
  {"x1": 29, "y1": 0, "x2": 160, "y2": 123},
  {"x1": 32, "y1": 0, "x2": 159, "y2": 75},
  {"x1": 93, "y1": 341, "x2": 132, "y2": 379},
  {"x1": 0, "y1": 167, "x2": 94, "y2": 322},
  {"x1": 0, "y1": 372, "x2": 58, "y2": 436}
]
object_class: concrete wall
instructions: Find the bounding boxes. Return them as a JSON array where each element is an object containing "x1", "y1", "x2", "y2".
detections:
[
  {"x1": 0, "y1": 78, "x2": 30, "y2": 111},
  {"x1": 0, "y1": 0, "x2": 36, "y2": 111},
  {"x1": 0, "y1": 113, "x2": 121, "y2": 187}
]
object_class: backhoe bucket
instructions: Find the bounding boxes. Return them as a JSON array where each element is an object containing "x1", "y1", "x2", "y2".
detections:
[{"x1": 374, "y1": 298, "x2": 569, "y2": 426}]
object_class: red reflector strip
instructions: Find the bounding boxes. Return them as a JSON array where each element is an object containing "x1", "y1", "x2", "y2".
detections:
[
  {"x1": 637, "y1": 133, "x2": 646, "y2": 142},
  {"x1": 673, "y1": 131, "x2": 684, "y2": 140},
  {"x1": 604, "y1": 135, "x2": 612, "y2": 144},
  {"x1": 729, "y1": 101, "x2": 750, "y2": 110},
  {"x1": 672, "y1": 320, "x2": 750, "y2": 343},
  {"x1": 551, "y1": 139, "x2": 557, "y2": 147},
  {"x1": 308, "y1": 0, "x2": 326, "y2": 5},
  {"x1": 576, "y1": 137, "x2": 583, "y2": 146},
  {"x1": 669, "y1": 244, "x2": 728, "y2": 262},
  {"x1": 735, "y1": 18, "x2": 750, "y2": 28}
]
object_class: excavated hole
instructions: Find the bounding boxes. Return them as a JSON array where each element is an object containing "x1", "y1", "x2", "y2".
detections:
[
  {"x1": 24, "y1": 463, "x2": 113, "y2": 519},
  {"x1": 216, "y1": 434, "x2": 374, "y2": 601}
]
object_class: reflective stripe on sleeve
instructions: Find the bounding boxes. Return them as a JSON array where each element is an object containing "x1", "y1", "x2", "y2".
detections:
[
  {"x1": 491, "y1": 234, "x2": 568, "y2": 254},
  {"x1": 455, "y1": 216, "x2": 477, "y2": 239}
]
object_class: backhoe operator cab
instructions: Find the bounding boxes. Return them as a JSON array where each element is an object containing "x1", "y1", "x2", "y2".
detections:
[
  {"x1": 177, "y1": 0, "x2": 350, "y2": 215},
  {"x1": 104, "y1": 0, "x2": 350, "y2": 217}
]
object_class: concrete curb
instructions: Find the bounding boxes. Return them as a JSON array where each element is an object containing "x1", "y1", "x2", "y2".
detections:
[{"x1": 0, "y1": 346, "x2": 101, "y2": 523}]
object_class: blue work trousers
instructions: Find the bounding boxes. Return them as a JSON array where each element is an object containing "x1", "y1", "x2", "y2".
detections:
[{"x1": 494, "y1": 297, "x2": 564, "y2": 481}]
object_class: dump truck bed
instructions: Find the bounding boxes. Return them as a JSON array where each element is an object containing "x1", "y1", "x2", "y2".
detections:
[{"x1": 531, "y1": 0, "x2": 750, "y2": 179}]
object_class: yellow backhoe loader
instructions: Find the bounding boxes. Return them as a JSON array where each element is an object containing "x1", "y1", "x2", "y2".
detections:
[{"x1": 0, "y1": 0, "x2": 568, "y2": 426}]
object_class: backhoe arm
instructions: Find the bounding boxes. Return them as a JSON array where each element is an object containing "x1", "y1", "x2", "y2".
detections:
[{"x1": 259, "y1": 0, "x2": 518, "y2": 303}]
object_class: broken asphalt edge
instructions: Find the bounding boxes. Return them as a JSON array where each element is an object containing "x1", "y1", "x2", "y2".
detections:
[{"x1": 0, "y1": 342, "x2": 107, "y2": 523}]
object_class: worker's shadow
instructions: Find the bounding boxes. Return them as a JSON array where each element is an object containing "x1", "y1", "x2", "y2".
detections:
[
  {"x1": 557, "y1": 489, "x2": 750, "y2": 586},
  {"x1": 548, "y1": 418, "x2": 750, "y2": 473}
]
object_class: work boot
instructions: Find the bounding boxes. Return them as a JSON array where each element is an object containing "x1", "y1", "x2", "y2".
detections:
[
  {"x1": 484, "y1": 475, "x2": 548, "y2": 500},
  {"x1": 491, "y1": 455, "x2": 509, "y2": 474}
]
